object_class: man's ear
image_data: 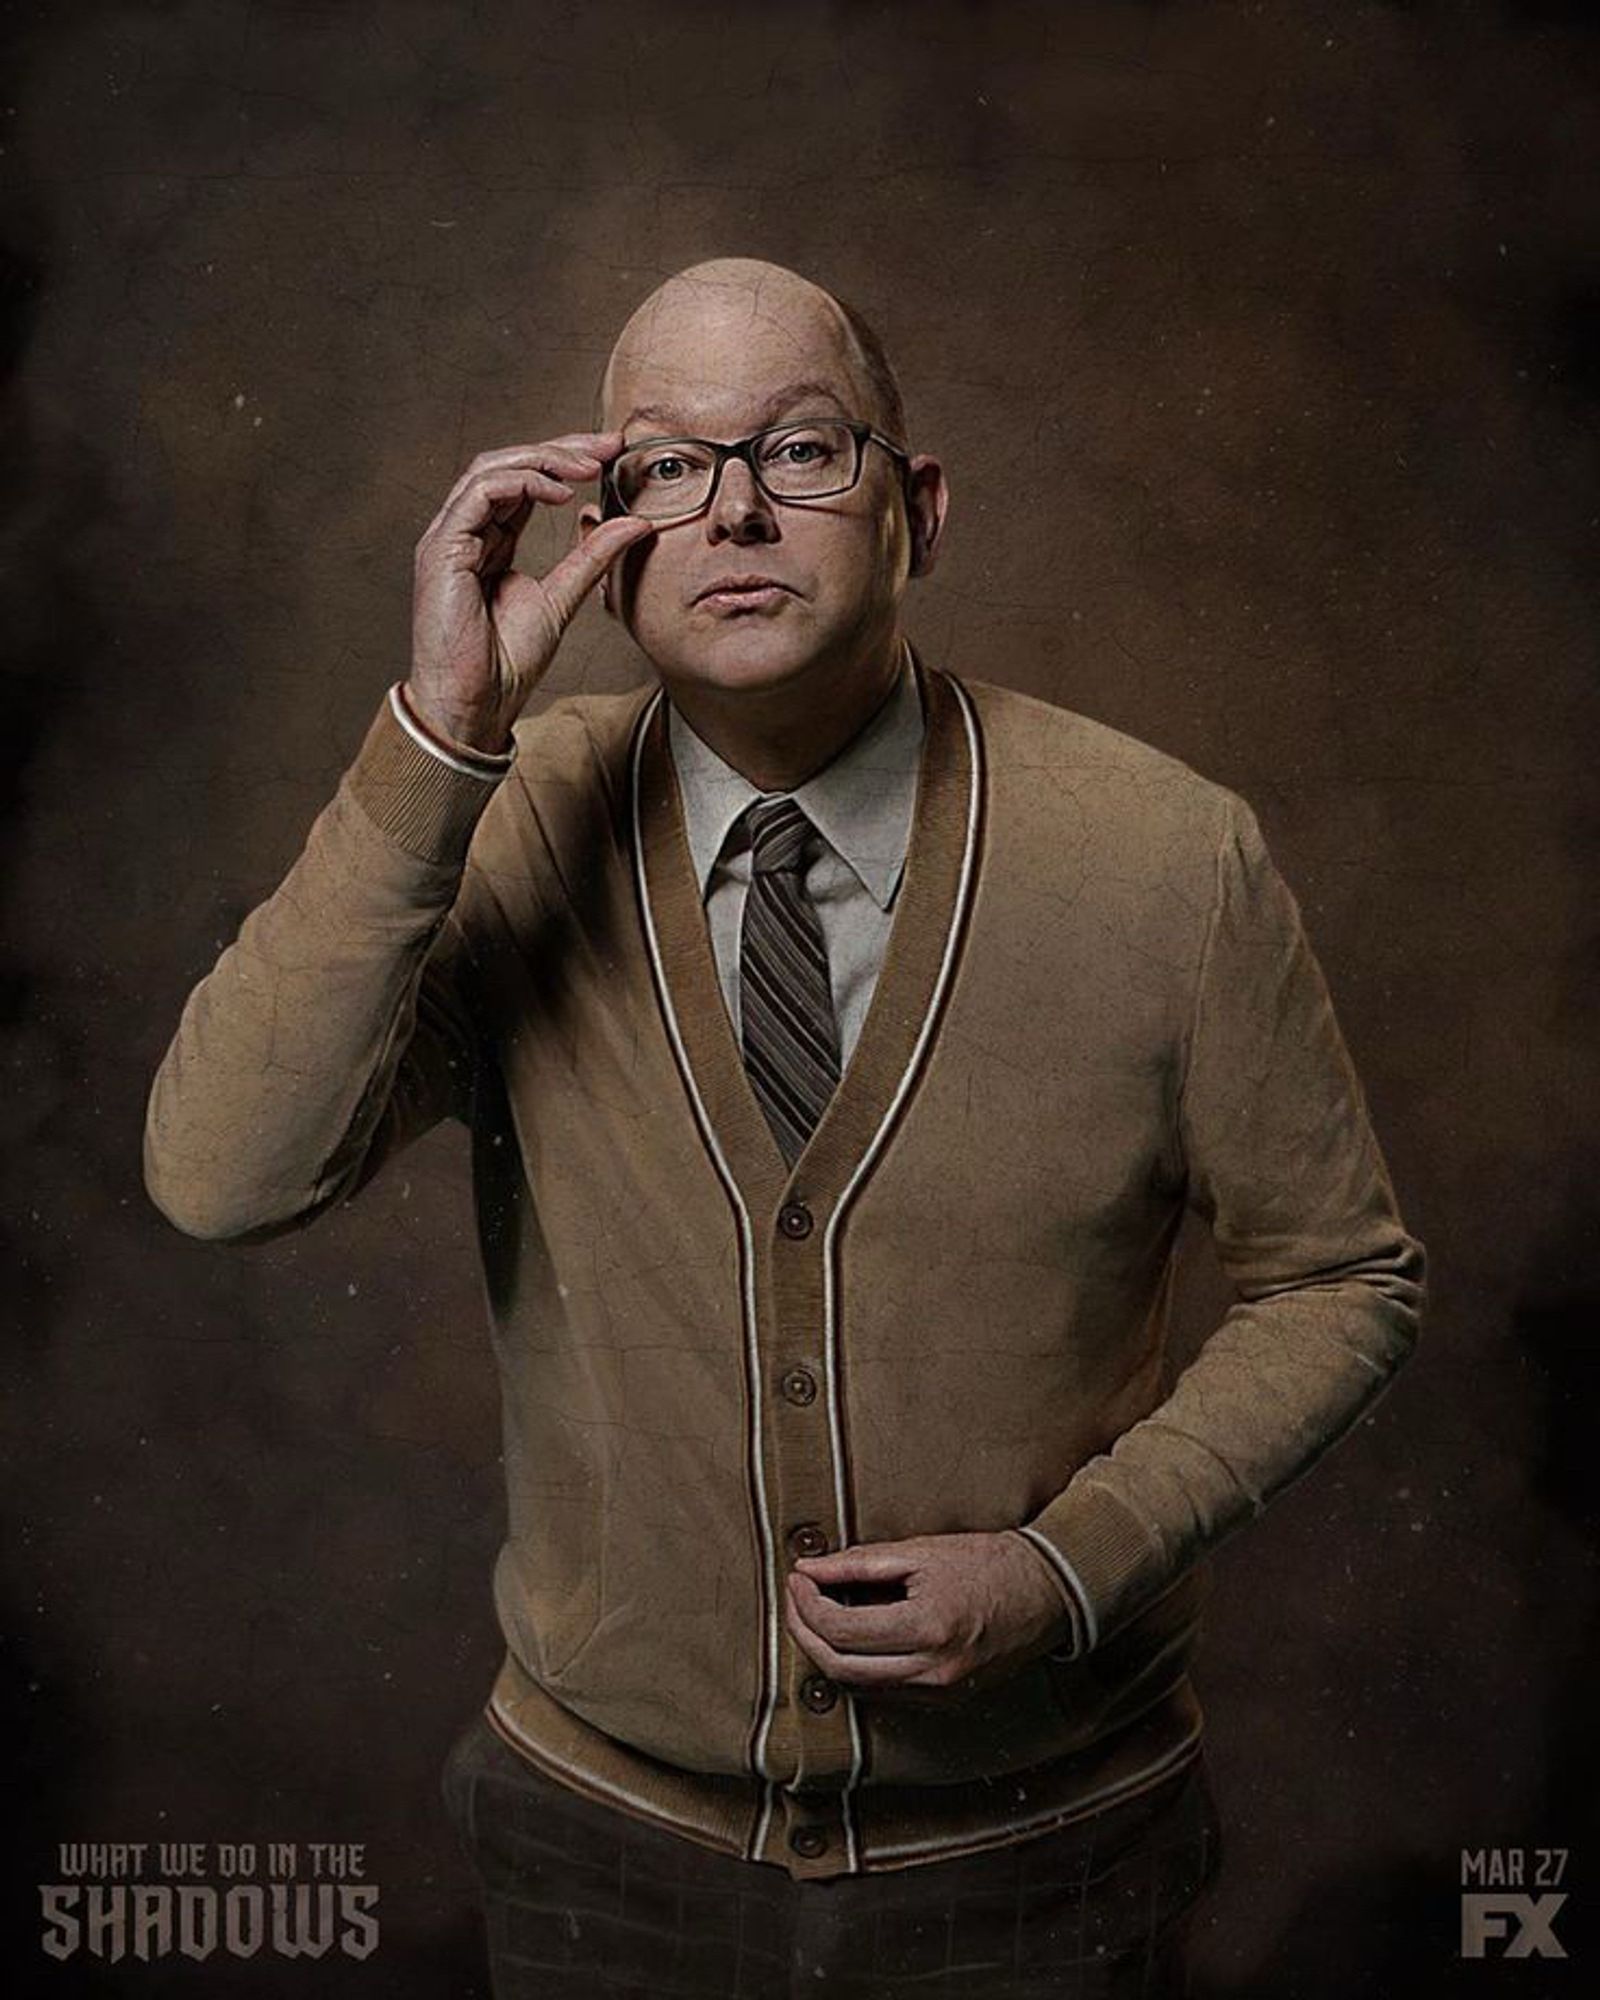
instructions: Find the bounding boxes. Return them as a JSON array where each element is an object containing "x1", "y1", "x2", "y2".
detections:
[{"x1": 903, "y1": 455, "x2": 949, "y2": 578}]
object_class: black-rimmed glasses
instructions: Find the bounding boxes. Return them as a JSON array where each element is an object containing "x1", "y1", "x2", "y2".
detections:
[{"x1": 602, "y1": 419, "x2": 910, "y2": 523}]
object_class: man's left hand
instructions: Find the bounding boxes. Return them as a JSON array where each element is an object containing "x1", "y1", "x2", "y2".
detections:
[{"x1": 784, "y1": 1531, "x2": 1072, "y2": 1698}]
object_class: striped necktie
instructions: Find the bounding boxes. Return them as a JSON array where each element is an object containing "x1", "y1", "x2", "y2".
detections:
[{"x1": 738, "y1": 797, "x2": 842, "y2": 1165}]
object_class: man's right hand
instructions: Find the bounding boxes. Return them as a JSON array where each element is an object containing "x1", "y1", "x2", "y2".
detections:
[{"x1": 407, "y1": 431, "x2": 656, "y2": 755}]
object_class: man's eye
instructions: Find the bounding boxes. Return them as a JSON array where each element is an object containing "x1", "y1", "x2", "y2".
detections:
[
  {"x1": 642, "y1": 455, "x2": 689, "y2": 484},
  {"x1": 769, "y1": 436, "x2": 831, "y2": 466}
]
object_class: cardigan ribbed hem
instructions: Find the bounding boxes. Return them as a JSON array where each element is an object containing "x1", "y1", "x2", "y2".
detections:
[{"x1": 486, "y1": 1652, "x2": 1204, "y2": 1883}]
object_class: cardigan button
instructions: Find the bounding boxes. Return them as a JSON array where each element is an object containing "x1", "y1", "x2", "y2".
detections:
[
  {"x1": 789, "y1": 1826, "x2": 828, "y2": 1858},
  {"x1": 778, "y1": 1201, "x2": 814, "y2": 1240},
  {"x1": 789, "y1": 1523, "x2": 829, "y2": 1559},
  {"x1": 800, "y1": 1673, "x2": 838, "y2": 1715},
  {"x1": 780, "y1": 1366, "x2": 818, "y2": 1406}
]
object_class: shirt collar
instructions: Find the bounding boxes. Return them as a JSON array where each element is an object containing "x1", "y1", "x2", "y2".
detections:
[{"x1": 667, "y1": 642, "x2": 925, "y2": 913}]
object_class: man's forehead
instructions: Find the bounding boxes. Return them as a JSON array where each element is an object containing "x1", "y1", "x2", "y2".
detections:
[
  {"x1": 614, "y1": 373, "x2": 858, "y2": 439},
  {"x1": 602, "y1": 269, "x2": 873, "y2": 435}
]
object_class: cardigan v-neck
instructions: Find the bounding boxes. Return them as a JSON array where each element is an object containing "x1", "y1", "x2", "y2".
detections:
[
  {"x1": 630, "y1": 646, "x2": 983, "y2": 1212},
  {"x1": 665, "y1": 647, "x2": 924, "y2": 911},
  {"x1": 663, "y1": 651, "x2": 926, "y2": 1069}
]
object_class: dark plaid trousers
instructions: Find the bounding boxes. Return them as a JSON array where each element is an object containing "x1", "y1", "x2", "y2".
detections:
[{"x1": 443, "y1": 1713, "x2": 1222, "y2": 2000}]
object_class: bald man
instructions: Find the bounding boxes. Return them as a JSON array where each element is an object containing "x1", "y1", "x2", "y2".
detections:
[{"x1": 146, "y1": 258, "x2": 1424, "y2": 1998}]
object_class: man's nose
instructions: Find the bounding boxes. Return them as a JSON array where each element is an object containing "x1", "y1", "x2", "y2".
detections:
[{"x1": 705, "y1": 458, "x2": 778, "y2": 544}]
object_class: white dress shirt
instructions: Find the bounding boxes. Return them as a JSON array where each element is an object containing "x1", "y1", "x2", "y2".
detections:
[{"x1": 666, "y1": 652, "x2": 925, "y2": 1071}]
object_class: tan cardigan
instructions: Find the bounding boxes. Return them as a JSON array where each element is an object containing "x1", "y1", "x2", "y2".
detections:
[{"x1": 144, "y1": 652, "x2": 1425, "y2": 1880}]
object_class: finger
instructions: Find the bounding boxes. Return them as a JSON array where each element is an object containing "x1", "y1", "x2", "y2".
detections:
[
  {"x1": 791, "y1": 1543, "x2": 922, "y2": 1584},
  {"x1": 504, "y1": 428, "x2": 628, "y2": 460},
  {"x1": 446, "y1": 431, "x2": 629, "y2": 496},
  {"x1": 457, "y1": 431, "x2": 625, "y2": 469},
  {"x1": 430, "y1": 439, "x2": 622, "y2": 531},
  {"x1": 786, "y1": 1572, "x2": 932, "y2": 1655},
  {"x1": 481, "y1": 490, "x2": 537, "y2": 542},
  {"x1": 783, "y1": 1597, "x2": 939, "y2": 1688},
  {"x1": 426, "y1": 467, "x2": 578, "y2": 544},
  {"x1": 539, "y1": 516, "x2": 656, "y2": 628}
]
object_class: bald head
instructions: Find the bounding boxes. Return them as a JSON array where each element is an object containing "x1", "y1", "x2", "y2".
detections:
[{"x1": 598, "y1": 258, "x2": 906, "y2": 444}]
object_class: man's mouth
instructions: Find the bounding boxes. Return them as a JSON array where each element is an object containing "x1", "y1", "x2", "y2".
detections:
[{"x1": 693, "y1": 575, "x2": 794, "y2": 612}]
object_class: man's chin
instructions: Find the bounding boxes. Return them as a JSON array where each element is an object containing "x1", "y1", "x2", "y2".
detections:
[{"x1": 648, "y1": 627, "x2": 834, "y2": 696}]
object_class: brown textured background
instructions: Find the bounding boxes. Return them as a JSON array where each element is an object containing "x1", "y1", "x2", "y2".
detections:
[{"x1": 4, "y1": 2, "x2": 1597, "y2": 1993}]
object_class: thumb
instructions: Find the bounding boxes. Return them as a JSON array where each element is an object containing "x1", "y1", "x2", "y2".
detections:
[{"x1": 541, "y1": 515, "x2": 656, "y2": 629}]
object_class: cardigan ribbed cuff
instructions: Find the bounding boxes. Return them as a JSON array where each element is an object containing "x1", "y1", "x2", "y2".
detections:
[
  {"x1": 1016, "y1": 1481, "x2": 1166, "y2": 1657},
  {"x1": 1003, "y1": 1527, "x2": 1087, "y2": 1661},
  {"x1": 343, "y1": 686, "x2": 509, "y2": 866}
]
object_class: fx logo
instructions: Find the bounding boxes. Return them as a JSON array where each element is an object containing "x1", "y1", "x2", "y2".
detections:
[{"x1": 1459, "y1": 1894, "x2": 1568, "y2": 1960}]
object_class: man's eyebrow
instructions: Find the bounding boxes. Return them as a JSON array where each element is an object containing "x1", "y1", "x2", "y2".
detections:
[{"x1": 619, "y1": 380, "x2": 853, "y2": 437}]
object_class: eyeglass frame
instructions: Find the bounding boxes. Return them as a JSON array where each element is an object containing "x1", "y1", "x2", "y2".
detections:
[{"x1": 600, "y1": 418, "x2": 913, "y2": 523}]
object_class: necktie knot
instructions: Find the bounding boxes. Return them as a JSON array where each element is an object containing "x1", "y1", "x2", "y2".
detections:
[{"x1": 745, "y1": 796, "x2": 814, "y2": 877}]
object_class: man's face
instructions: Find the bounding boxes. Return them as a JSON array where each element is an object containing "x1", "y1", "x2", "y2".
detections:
[{"x1": 585, "y1": 277, "x2": 936, "y2": 700}]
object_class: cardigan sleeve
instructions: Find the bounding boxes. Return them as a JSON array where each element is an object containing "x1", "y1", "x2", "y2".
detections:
[
  {"x1": 143, "y1": 691, "x2": 505, "y2": 1244},
  {"x1": 1016, "y1": 789, "x2": 1426, "y2": 1655}
]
